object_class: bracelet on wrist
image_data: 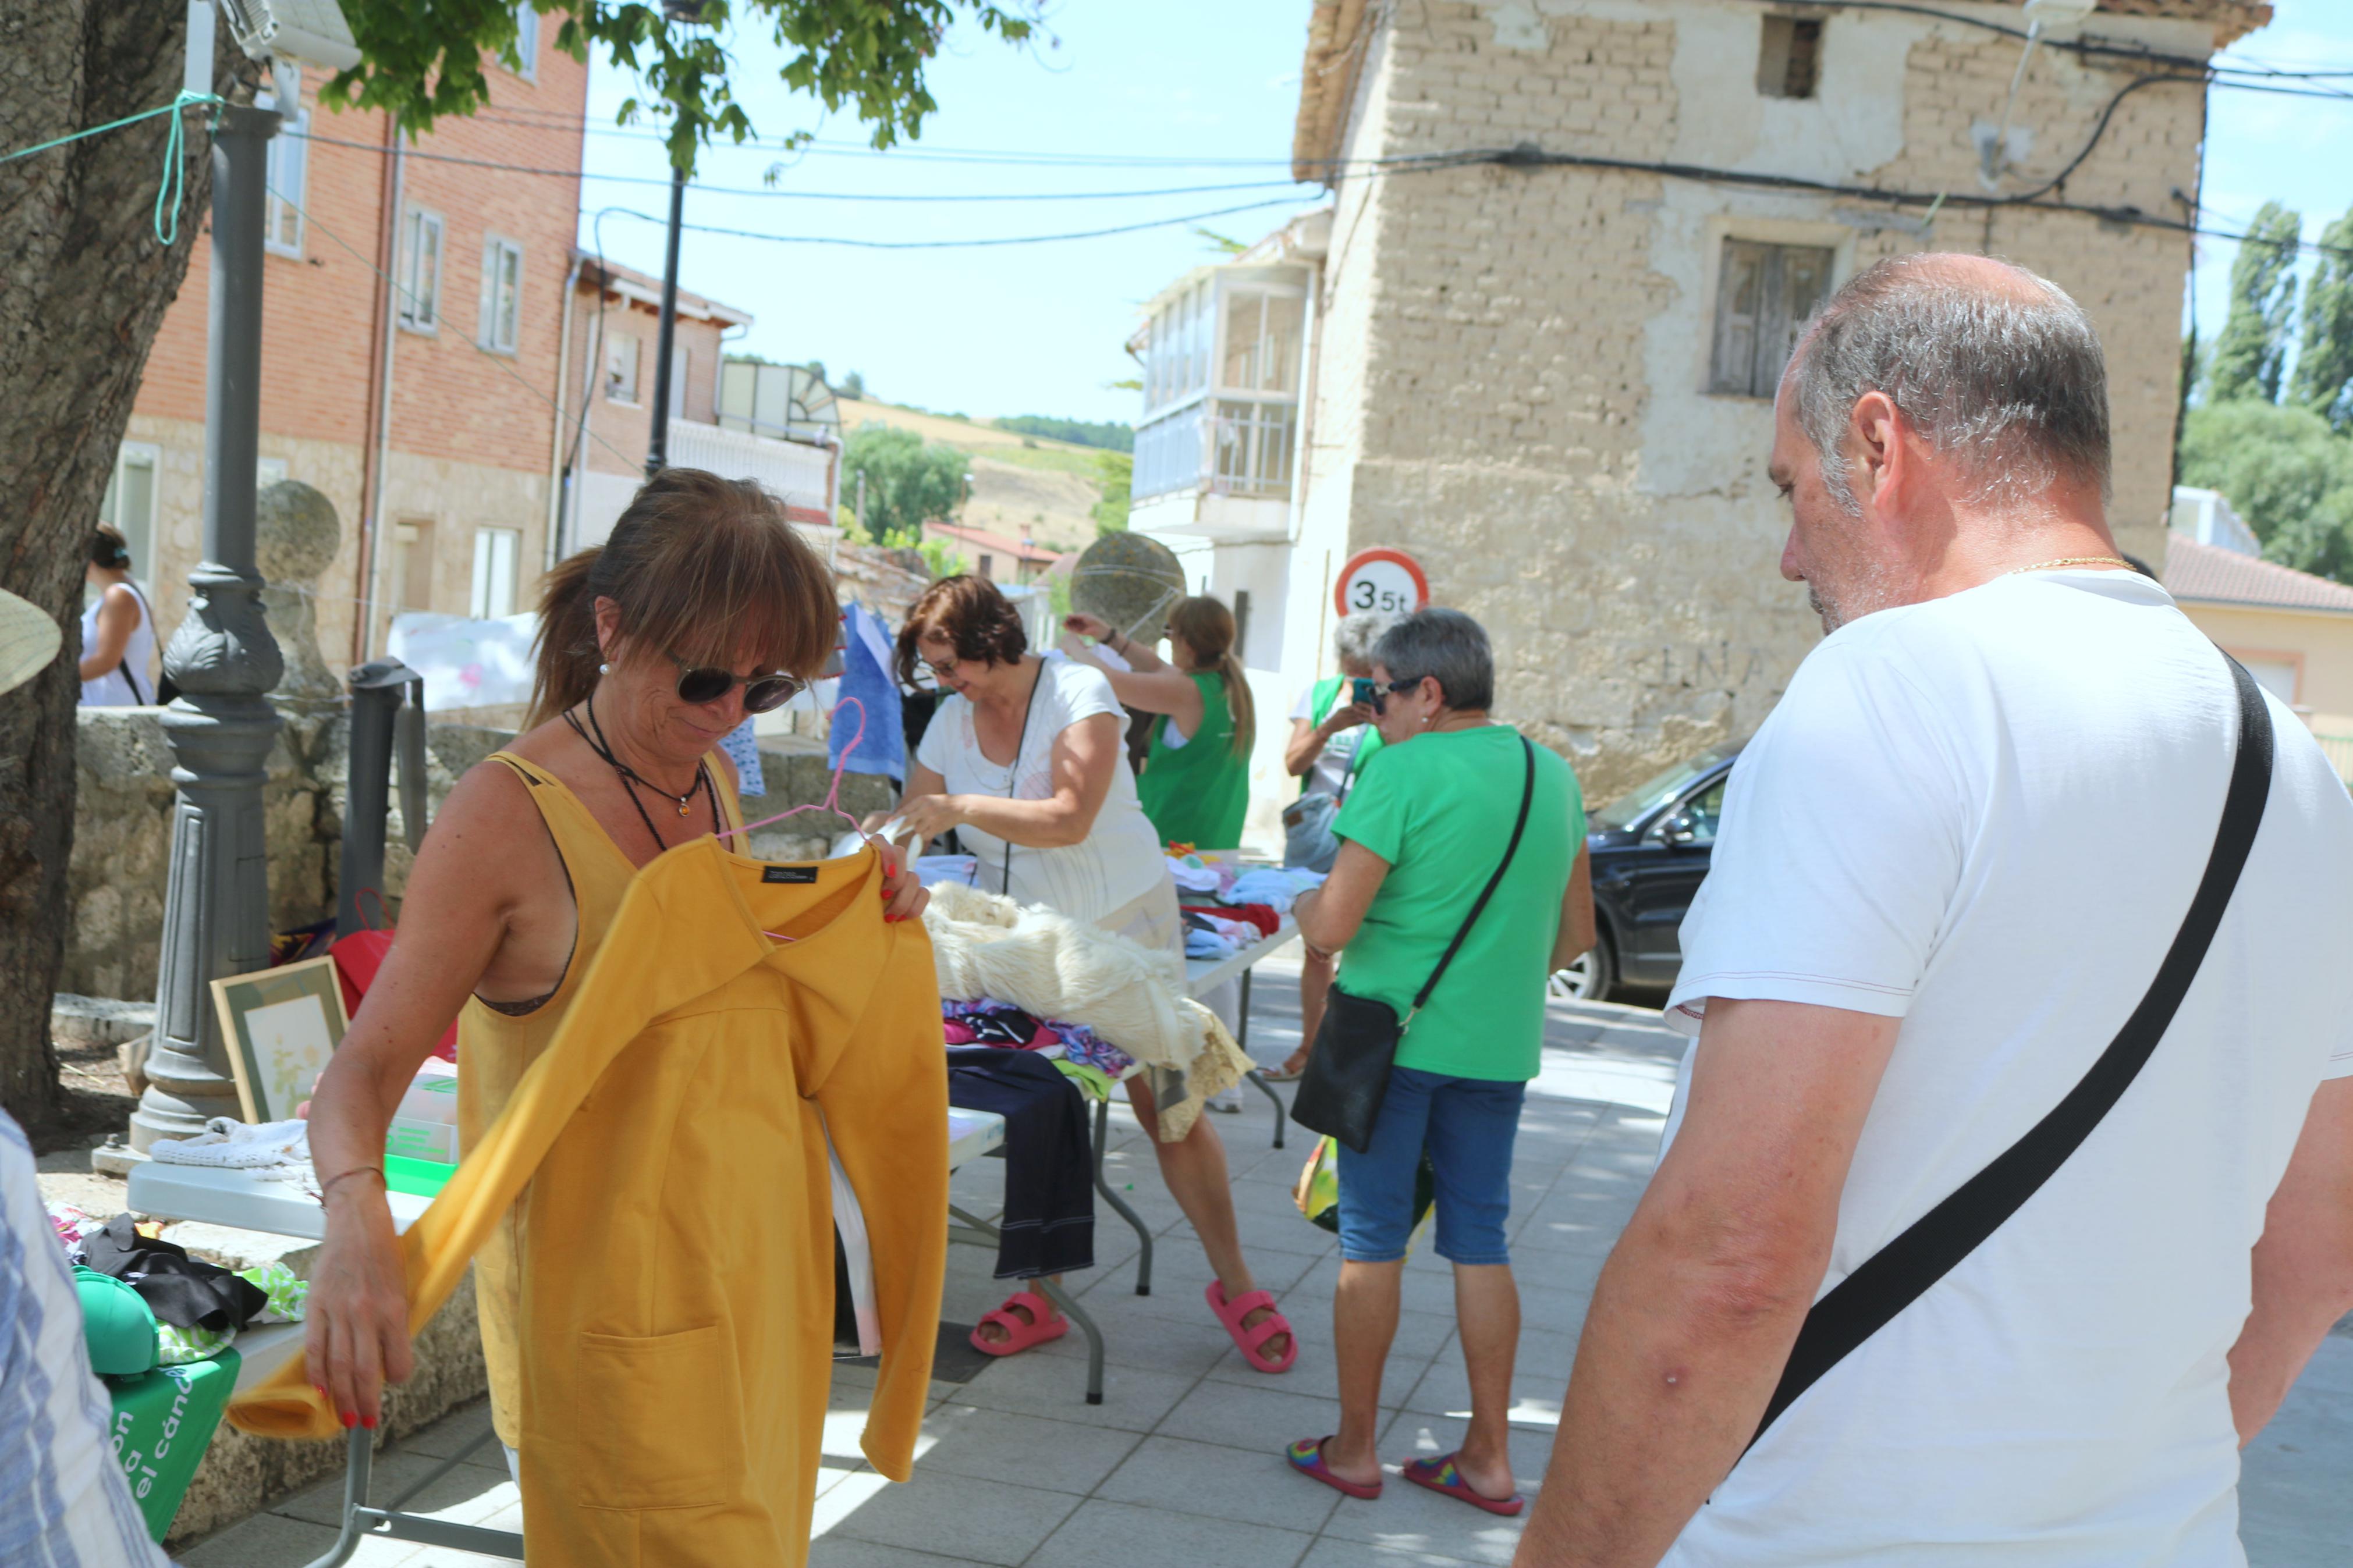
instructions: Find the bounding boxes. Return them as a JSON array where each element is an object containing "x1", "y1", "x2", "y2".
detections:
[{"x1": 315, "y1": 1165, "x2": 385, "y2": 1207}]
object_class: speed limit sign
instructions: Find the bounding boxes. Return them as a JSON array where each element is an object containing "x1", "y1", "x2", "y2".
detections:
[{"x1": 1334, "y1": 547, "x2": 1429, "y2": 617}]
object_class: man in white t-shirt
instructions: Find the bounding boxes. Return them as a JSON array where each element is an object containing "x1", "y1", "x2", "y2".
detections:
[{"x1": 1518, "y1": 255, "x2": 2353, "y2": 1566}]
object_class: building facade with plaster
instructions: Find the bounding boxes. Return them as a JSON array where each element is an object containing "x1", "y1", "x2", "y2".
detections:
[{"x1": 1134, "y1": 0, "x2": 2267, "y2": 834}]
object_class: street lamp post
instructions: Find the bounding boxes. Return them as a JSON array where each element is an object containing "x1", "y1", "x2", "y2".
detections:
[
  {"x1": 128, "y1": 103, "x2": 288, "y2": 1151},
  {"x1": 645, "y1": 162, "x2": 687, "y2": 475}
]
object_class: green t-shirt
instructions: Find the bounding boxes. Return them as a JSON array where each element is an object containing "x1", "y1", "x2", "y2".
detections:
[
  {"x1": 1137, "y1": 671, "x2": 1251, "y2": 849},
  {"x1": 1333, "y1": 724, "x2": 1584, "y2": 1080}
]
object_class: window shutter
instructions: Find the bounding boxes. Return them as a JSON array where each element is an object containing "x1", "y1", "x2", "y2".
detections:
[{"x1": 1712, "y1": 241, "x2": 1766, "y2": 394}]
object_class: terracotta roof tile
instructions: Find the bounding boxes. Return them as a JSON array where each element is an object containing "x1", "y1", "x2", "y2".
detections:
[{"x1": 2163, "y1": 536, "x2": 2353, "y2": 614}]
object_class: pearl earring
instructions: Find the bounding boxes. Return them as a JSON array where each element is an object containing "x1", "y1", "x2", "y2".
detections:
[{"x1": 598, "y1": 662, "x2": 610, "y2": 675}]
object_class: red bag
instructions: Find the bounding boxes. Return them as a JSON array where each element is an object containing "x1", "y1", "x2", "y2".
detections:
[{"x1": 331, "y1": 893, "x2": 459, "y2": 1060}]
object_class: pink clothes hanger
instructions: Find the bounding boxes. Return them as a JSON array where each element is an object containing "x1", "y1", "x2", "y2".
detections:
[{"x1": 718, "y1": 695, "x2": 872, "y2": 845}]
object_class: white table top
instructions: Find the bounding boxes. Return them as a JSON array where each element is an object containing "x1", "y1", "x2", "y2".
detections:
[
  {"x1": 129, "y1": 1105, "x2": 1010, "y2": 1242},
  {"x1": 1184, "y1": 917, "x2": 1300, "y2": 998}
]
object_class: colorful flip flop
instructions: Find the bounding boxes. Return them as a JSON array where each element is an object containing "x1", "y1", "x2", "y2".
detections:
[
  {"x1": 1286, "y1": 1436, "x2": 1382, "y2": 1499},
  {"x1": 968, "y1": 1289, "x2": 1069, "y2": 1358},
  {"x1": 1400, "y1": 1453, "x2": 1525, "y2": 1516},
  {"x1": 1206, "y1": 1279, "x2": 1298, "y2": 1373}
]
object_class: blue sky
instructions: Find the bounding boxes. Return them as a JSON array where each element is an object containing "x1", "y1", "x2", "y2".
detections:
[
  {"x1": 576, "y1": 2, "x2": 2353, "y2": 427},
  {"x1": 574, "y1": 3, "x2": 1325, "y2": 425},
  {"x1": 2196, "y1": 0, "x2": 2353, "y2": 368}
]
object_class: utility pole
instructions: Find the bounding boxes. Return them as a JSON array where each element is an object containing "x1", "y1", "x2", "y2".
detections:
[
  {"x1": 127, "y1": 103, "x2": 288, "y2": 1153},
  {"x1": 645, "y1": 162, "x2": 687, "y2": 475},
  {"x1": 856, "y1": 470, "x2": 867, "y2": 538}
]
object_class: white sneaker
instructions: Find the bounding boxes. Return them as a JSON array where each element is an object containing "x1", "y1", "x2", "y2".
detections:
[{"x1": 1206, "y1": 1085, "x2": 1244, "y2": 1114}]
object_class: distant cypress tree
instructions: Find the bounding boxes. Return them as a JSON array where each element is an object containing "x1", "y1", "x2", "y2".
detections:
[
  {"x1": 2208, "y1": 202, "x2": 2304, "y2": 404},
  {"x1": 2292, "y1": 209, "x2": 2353, "y2": 432}
]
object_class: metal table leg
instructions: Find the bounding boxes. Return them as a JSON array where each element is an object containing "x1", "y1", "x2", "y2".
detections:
[
  {"x1": 1234, "y1": 966, "x2": 1287, "y2": 1148},
  {"x1": 1091, "y1": 1096, "x2": 1154, "y2": 1296},
  {"x1": 301, "y1": 1425, "x2": 526, "y2": 1567},
  {"x1": 949, "y1": 1203, "x2": 1106, "y2": 1406}
]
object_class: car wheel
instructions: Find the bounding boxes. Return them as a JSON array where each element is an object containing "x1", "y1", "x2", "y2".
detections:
[{"x1": 1549, "y1": 936, "x2": 1616, "y2": 1003}]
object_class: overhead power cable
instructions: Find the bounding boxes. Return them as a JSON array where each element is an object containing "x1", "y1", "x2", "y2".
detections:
[
  {"x1": 285, "y1": 128, "x2": 1314, "y2": 201},
  {"x1": 604, "y1": 195, "x2": 1317, "y2": 249}
]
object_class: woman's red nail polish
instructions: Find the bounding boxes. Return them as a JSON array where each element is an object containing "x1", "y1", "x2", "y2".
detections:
[
  {"x1": 361, "y1": 1415, "x2": 378, "y2": 1431},
  {"x1": 341, "y1": 1410, "x2": 357, "y2": 1429}
]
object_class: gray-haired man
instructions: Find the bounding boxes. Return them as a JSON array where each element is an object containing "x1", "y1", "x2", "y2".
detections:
[{"x1": 1518, "y1": 254, "x2": 2353, "y2": 1564}]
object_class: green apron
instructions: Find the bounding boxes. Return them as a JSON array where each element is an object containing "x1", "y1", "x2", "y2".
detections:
[{"x1": 1138, "y1": 671, "x2": 1251, "y2": 848}]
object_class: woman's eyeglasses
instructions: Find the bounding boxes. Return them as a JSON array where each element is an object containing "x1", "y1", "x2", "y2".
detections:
[
  {"x1": 1368, "y1": 676, "x2": 1422, "y2": 714},
  {"x1": 669, "y1": 653, "x2": 807, "y2": 714}
]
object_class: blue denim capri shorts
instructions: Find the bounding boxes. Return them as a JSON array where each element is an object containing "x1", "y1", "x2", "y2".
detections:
[{"x1": 1333, "y1": 1065, "x2": 1527, "y2": 1265}]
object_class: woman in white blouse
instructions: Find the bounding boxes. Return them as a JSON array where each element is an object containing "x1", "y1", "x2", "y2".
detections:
[{"x1": 882, "y1": 576, "x2": 1295, "y2": 1371}]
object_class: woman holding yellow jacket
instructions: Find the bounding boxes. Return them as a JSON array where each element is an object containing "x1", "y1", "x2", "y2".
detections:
[{"x1": 1062, "y1": 595, "x2": 1256, "y2": 849}]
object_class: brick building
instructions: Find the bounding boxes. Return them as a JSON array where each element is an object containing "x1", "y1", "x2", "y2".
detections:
[
  {"x1": 108, "y1": 22, "x2": 589, "y2": 675},
  {"x1": 1131, "y1": 0, "x2": 2269, "y2": 831}
]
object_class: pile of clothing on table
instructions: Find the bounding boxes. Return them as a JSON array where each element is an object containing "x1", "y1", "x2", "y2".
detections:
[
  {"x1": 922, "y1": 880, "x2": 1259, "y2": 1283},
  {"x1": 45, "y1": 1202, "x2": 310, "y2": 1542},
  {"x1": 47, "y1": 1205, "x2": 308, "y2": 1368},
  {"x1": 1165, "y1": 855, "x2": 1326, "y2": 961}
]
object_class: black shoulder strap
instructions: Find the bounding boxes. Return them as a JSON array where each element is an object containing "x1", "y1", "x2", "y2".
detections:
[
  {"x1": 1751, "y1": 653, "x2": 2275, "y2": 1446},
  {"x1": 1410, "y1": 736, "x2": 1536, "y2": 1019}
]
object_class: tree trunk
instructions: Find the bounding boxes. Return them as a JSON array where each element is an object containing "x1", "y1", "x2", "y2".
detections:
[{"x1": 0, "y1": 3, "x2": 239, "y2": 1128}]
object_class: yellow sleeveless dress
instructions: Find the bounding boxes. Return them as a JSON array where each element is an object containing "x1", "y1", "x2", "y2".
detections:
[
  {"x1": 457, "y1": 751, "x2": 727, "y2": 1449},
  {"x1": 230, "y1": 762, "x2": 949, "y2": 1566}
]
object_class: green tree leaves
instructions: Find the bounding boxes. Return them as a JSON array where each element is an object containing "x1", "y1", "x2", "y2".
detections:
[
  {"x1": 2208, "y1": 202, "x2": 2303, "y2": 406},
  {"x1": 2293, "y1": 211, "x2": 2353, "y2": 433},
  {"x1": 329, "y1": 1, "x2": 1040, "y2": 172},
  {"x1": 2178, "y1": 401, "x2": 2353, "y2": 581},
  {"x1": 843, "y1": 424, "x2": 967, "y2": 543}
]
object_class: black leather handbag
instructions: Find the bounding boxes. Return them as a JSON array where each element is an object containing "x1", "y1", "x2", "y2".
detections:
[{"x1": 1290, "y1": 735, "x2": 1536, "y2": 1153}]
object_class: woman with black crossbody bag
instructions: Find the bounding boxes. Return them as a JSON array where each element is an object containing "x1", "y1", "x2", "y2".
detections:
[{"x1": 1280, "y1": 609, "x2": 1591, "y2": 1516}]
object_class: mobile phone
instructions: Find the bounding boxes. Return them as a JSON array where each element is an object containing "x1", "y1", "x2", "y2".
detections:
[{"x1": 1351, "y1": 677, "x2": 1378, "y2": 706}]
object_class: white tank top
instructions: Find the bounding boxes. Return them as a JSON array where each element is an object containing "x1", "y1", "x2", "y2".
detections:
[{"x1": 79, "y1": 581, "x2": 159, "y2": 706}]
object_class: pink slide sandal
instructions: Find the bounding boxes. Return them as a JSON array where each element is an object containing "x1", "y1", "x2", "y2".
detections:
[
  {"x1": 1401, "y1": 1453, "x2": 1525, "y2": 1516},
  {"x1": 968, "y1": 1289, "x2": 1069, "y2": 1357},
  {"x1": 1206, "y1": 1279, "x2": 1298, "y2": 1373}
]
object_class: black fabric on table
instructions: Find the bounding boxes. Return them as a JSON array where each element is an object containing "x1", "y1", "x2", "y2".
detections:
[
  {"x1": 81, "y1": 1214, "x2": 268, "y2": 1332},
  {"x1": 945, "y1": 1047, "x2": 1095, "y2": 1281}
]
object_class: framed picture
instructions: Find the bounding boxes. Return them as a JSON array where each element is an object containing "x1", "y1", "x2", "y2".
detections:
[{"x1": 210, "y1": 957, "x2": 349, "y2": 1124}]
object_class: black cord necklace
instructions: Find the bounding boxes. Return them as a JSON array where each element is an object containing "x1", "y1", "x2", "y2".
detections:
[{"x1": 565, "y1": 689, "x2": 719, "y2": 856}]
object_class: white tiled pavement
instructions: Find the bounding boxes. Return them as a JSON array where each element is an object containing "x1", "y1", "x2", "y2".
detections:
[{"x1": 180, "y1": 958, "x2": 2353, "y2": 1566}]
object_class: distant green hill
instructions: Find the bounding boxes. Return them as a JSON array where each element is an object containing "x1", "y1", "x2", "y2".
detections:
[{"x1": 994, "y1": 415, "x2": 1134, "y2": 453}]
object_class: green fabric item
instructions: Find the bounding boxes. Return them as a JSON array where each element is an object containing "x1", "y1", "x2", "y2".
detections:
[
  {"x1": 154, "y1": 1262, "x2": 307, "y2": 1365},
  {"x1": 105, "y1": 1350, "x2": 239, "y2": 1542},
  {"x1": 74, "y1": 1266, "x2": 158, "y2": 1377},
  {"x1": 1051, "y1": 1058, "x2": 1117, "y2": 1101},
  {"x1": 1300, "y1": 675, "x2": 1384, "y2": 797},
  {"x1": 1137, "y1": 671, "x2": 1250, "y2": 848},
  {"x1": 1333, "y1": 726, "x2": 1583, "y2": 1081}
]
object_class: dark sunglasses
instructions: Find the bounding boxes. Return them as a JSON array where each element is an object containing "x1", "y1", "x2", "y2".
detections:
[
  {"x1": 669, "y1": 653, "x2": 807, "y2": 714},
  {"x1": 1367, "y1": 676, "x2": 1423, "y2": 715}
]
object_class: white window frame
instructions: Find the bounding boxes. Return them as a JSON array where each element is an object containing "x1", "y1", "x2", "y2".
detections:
[
  {"x1": 259, "y1": 68, "x2": 307, "y2": 257},
  {"x1": 512, "y1": 3, "x2": 540, "y2": 80},
  {"x1": 470, "y1": 527, "x2": 523, "y2": 619},
  {"x1": 478, "y1": 234, "x2": 524, "y2": 355},
  {"x1": 398, "y1": 207, "x2": 446, "y2": 333},
  {"x1": 100, "y1": 442, "x2": 162, "y2": 584},
  {"x1": 606, "y1": 332, "x2": 641, "y2": 405}
]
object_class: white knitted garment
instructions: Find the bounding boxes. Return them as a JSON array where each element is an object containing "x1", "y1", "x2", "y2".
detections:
[
  {"x1": 147, "y1": 1117, "x2": 310, "y2": 1169},
  {"x1": 922, "y1": 881, "x2": 1252, "y2": 1139}
]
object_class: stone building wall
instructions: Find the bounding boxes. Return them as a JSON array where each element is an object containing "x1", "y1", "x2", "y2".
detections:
[{"x1": 1284, "y1": 0, "x2": 2227, "y2": 804}]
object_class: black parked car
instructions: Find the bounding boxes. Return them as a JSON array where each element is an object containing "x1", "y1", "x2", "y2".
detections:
[{"x1": 1552, "y1": 742, "x2": 1742, "y2": 1002}]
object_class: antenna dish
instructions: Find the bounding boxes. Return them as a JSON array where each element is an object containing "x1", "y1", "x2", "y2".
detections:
[{"x1": 1070, "y1": 533, "x2": 1187, "y2": 645}]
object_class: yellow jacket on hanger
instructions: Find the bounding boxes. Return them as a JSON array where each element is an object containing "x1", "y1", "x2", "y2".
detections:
[{"x1": 230, "y1": 837, "x2": 948, "y2": 1567}]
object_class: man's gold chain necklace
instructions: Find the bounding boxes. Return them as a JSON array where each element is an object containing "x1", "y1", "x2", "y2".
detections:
[{"x1": 2004, "y1": 556, "x2": 2134, "y2": 576}]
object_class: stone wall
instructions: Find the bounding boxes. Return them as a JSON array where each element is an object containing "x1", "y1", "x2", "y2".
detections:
[{"x1": 1284, "y1": 0, "x2": 2221, "y2": 805}]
